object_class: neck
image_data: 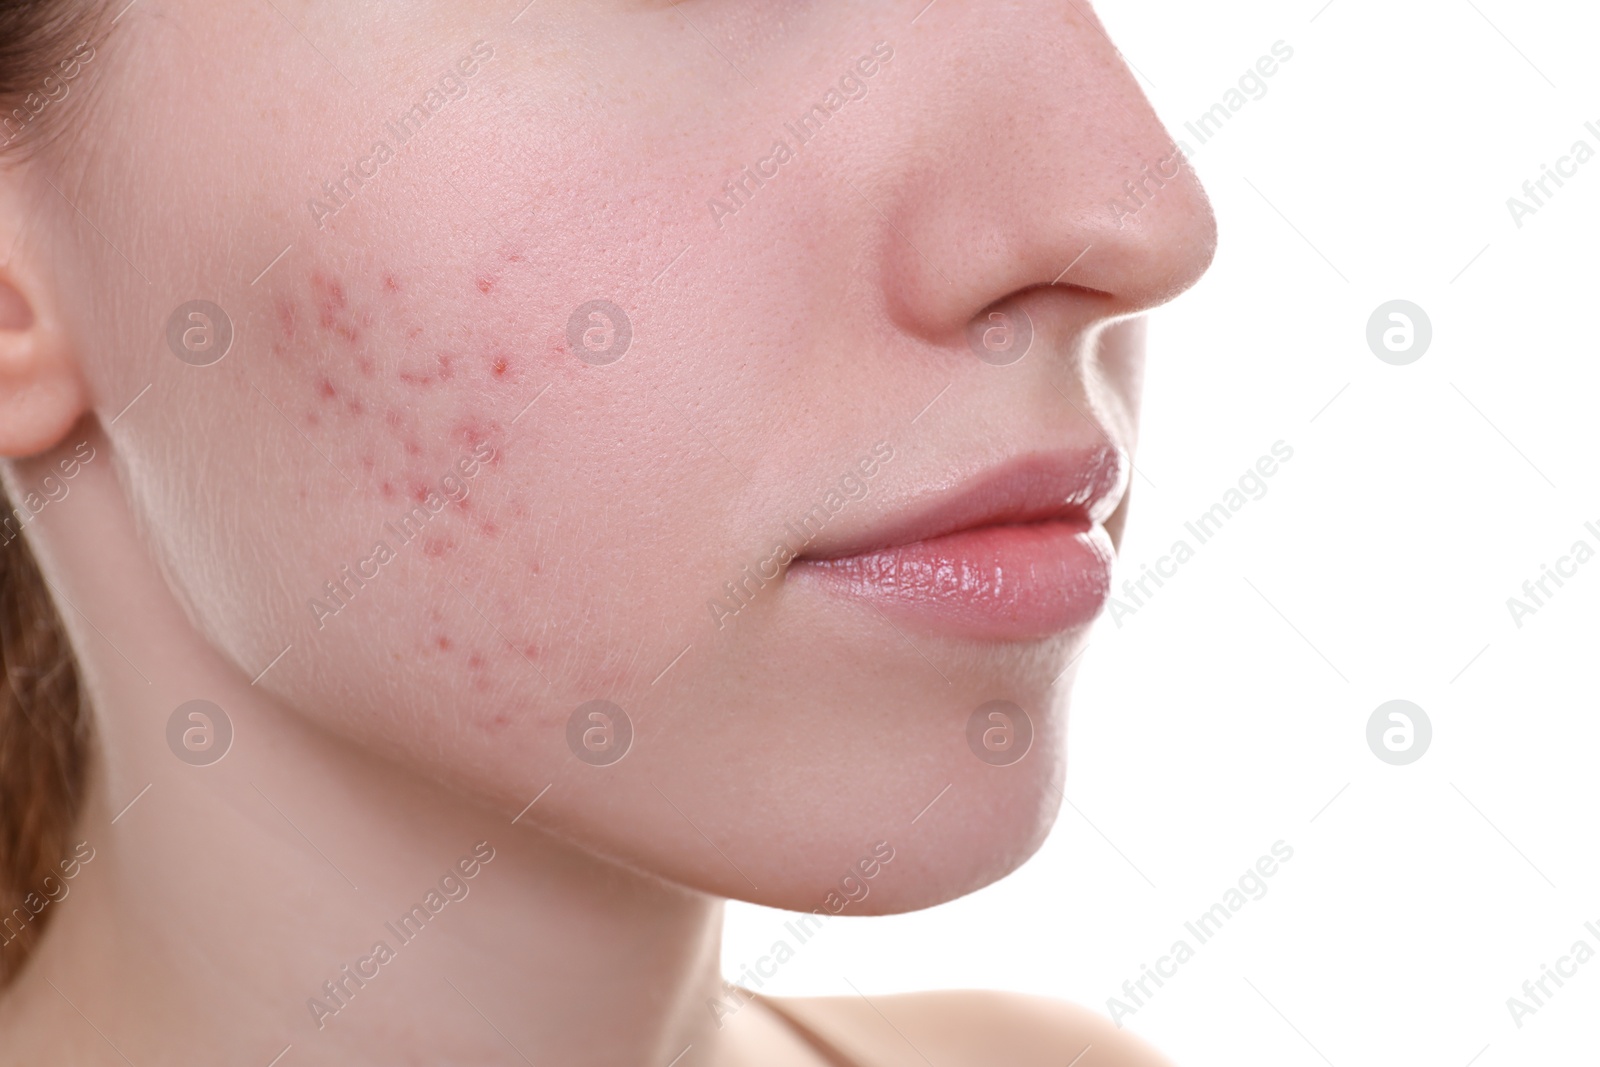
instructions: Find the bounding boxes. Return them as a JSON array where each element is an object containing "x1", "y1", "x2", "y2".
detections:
[{"x1": 0, "y1": 425, "x2": 733, "y2": 1066}]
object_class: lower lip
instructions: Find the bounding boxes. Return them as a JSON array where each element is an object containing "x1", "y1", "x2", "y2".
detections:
[{"x1": 789, "y1": 521, "x2": 1115, "y2": 641}]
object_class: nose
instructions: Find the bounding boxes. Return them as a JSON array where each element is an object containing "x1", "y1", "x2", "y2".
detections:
[{"x1": 866, "y1": 3, "x2": 1218, "y2": 341}]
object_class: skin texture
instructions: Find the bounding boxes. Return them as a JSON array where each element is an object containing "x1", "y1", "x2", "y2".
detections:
[{"x1": 0, "y1": 1, "x2": 1213, "y2": 1064}]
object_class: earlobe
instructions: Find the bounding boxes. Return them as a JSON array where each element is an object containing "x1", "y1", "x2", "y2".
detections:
[{"x1": 0, "y1": 270, "x2": 89, "y2": 458}]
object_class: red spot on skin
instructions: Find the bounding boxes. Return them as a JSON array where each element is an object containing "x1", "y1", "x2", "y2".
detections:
[
  {"x1": 437, "y1": 354, "x2": 455, "y2": 381},
  {"x1": 384, "y1": 273, "x2": 401, "y2": 293},
  {"x1": 407, "y1": 326, "x2": 424, "y2": 339},
  {"x1": 489, "y1": 712, "x2": 510, "y2": 727},
  {"x1": 276, "y1": 298, "x2": 298, "y2": 339},
  {"x1": 450, "y1": 416, "x2": 502, "y2": 452},
  {"x1": 474, "y1": 677, "x2": 493, "y2": 693},
  {"x1": 468, "y1": 653, "x2": 486, "y2": 670},
  {"x1": 477, "y1": 276, "x2": 494, "y2": 294},
  {"x1": 506, "y1": 252, "x2": 524, "y2": 263},
  {"x1": 358, "y1": 357, "x2": 375, "y2": 378},
  {"x1": 316, "y1": 376, "x2": 337, "y2": 400},
  {"x1": 305, "y1": 412, "x2": 321, "y2": 427},
  {"x1": 523, "y1": 644, "x2": 539, "y2": 659},
  {"x1": 380, "y1": 481, "x2": 397, "y2": 500},
  {"x1": 361, "y1": 310, "x2": 375, "y2": 328},
  {"x1": 404, "y1": 440, "x2": 422, "y2": 457},
  {"x1": 360, "y1": 454, "x2": 375, "y2": 473},
  {"x1": 399, "y1": 371, "x2": 433, "y2": 387},
  {"x1": 436, "y1": 635, "x2": 452, "y2": 651},
  {"x1": 479, "y1": 520, "x2": 500, "y2": 537},
  {"x1": 422, "y1": 537, "x2": 455, "y2": 559},
  {"x1": 491, "y1": 356, "x2": 509, "y2": 377},
  {"x1": 411, "y1": 483, "x2": 431, "y2": 503},
  {"x1": 348, "y1": 399, "x2": 366, "y2": 417}
]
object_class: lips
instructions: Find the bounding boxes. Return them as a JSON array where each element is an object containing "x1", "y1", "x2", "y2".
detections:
[{"x1": 788, "y1": 448, "x2": 1128, "y2": 641}]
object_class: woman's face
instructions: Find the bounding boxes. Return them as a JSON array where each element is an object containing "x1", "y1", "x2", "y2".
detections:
[{"x1": 44, "y1": 0, "x2": 1212, "y2": 910}]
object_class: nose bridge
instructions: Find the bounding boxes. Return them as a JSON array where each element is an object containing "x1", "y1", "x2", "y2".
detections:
[{"x1": 866, "y1": 4, "x2": 1217, "y2": 341}]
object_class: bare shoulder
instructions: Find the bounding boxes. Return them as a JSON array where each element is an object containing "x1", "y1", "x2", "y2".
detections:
[{"x1": 760, "y1": 988, "x2": 1177, "y2": 1067}]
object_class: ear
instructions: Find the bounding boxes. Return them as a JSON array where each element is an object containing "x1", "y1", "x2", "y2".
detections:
[{"x1": 0, "y1": 248, "x2": 88, "y2": 458}]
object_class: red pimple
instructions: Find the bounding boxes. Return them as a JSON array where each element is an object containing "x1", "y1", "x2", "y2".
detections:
[
  {"x1": 404, "y1": 440, "x2": 422, "y2": 457},
  {"x1": 383, "y1": 273, "x2": 401, "y2": 293},
  {"x1": 380, "y1": 481, "x2": 397, "y2": 500},
  {"x1": 422, "y1": 537, "x2": 455, "y2": 559},
  {"x1": 479, "y1": 520, "x2": 500, "y2": 537},
  {"x1": 476, "y1": 276, "x2": 494, "y2": 294},
  {"x1": 522, "y1": 644, "x2": 540, "y2": 660},
  {"x1": 348, "y1": 398, "x2": 366, "y2": 417},
  {"x1": 436, "y1": 635, "x2": 453, "y2": 651},
  {"x1": 491, "y1": 356, "x2": 509, "y2": 377},
  {"x1": 315, "y1": 376, "x2": 337, "y2": 400},
  {"x1": 468, "y1": 653, "x2": 486, "y2": 670}
]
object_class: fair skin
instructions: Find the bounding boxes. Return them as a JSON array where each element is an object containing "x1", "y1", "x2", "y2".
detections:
[{"x1": 0, "y1": 1, "x2": 1213, "y2": 1063}]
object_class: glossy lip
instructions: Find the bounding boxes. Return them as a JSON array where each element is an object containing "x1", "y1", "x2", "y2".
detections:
[{"x1": 789, "y1": 448, "x2": 1129, "y2": 641}]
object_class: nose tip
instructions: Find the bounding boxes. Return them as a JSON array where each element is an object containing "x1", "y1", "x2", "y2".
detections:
[{"x1": 1083, "y1": 149, "x2": 1219, "y2": 315}]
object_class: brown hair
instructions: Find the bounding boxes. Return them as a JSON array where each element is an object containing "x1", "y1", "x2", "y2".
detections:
[{"x1": 0, "y1": 0, "x2": 109, "y2": 987}]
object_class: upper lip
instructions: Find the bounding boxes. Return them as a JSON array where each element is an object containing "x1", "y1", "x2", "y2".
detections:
[{"x1": 795, "y1": 447, "x2": 1129, "y2": 561}]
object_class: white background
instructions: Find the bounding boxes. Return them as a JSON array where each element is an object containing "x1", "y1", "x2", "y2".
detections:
[{"x1": 725, "y1": 1, "x2": 1600, "y2": 1063}]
